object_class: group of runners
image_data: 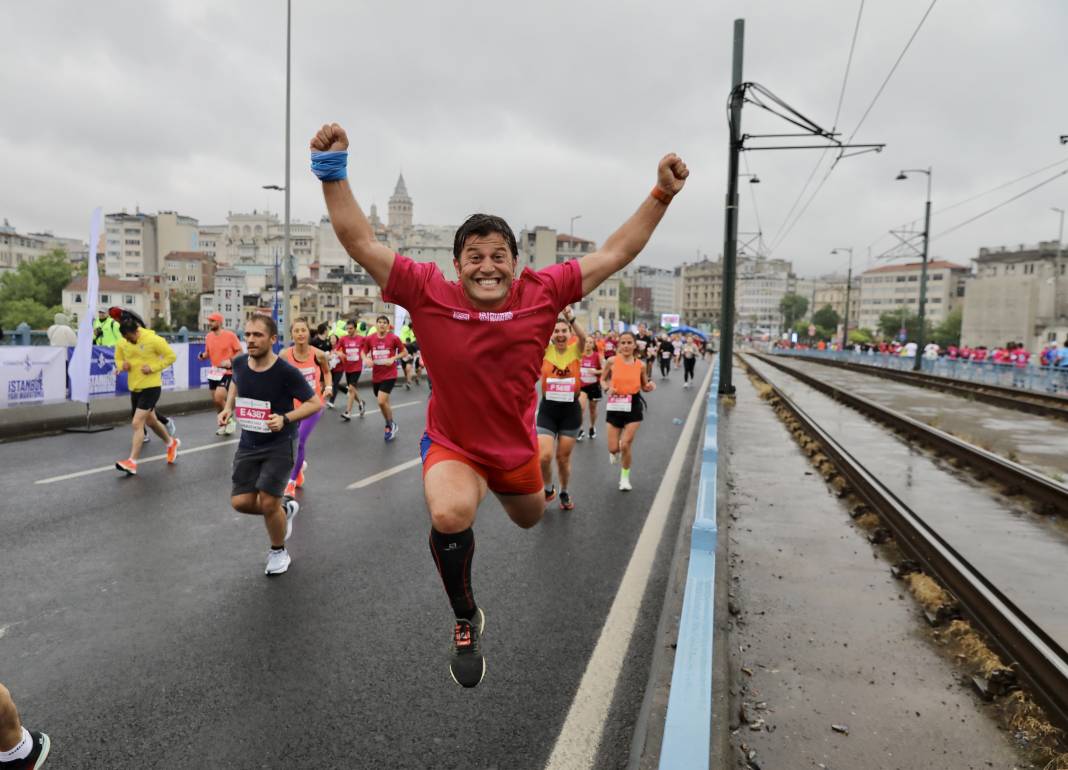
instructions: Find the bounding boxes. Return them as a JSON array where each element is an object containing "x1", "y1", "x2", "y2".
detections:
[{"x1": 64, "y1": 120, "x2": 687, "y2": 731}]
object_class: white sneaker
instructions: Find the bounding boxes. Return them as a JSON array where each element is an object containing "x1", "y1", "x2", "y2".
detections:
[
  {"x1": 619, "y1": 475, "x2": 633, "y2": 491},
  {"x1": 609, "y1": 451, "x2": 619, "y2": 465},
  {"x1": 326, "y1": 399, "x2": 336, "y2": 410},
  {"x1": 224, "y1": 417, "x2": 236, "y2": 435},
  {"x1": 284, "y1": 498, "x2": 300, "y2": 540},
  {"x1": 215, "y1": 424, "x2": 227, "y2": 436},
  {"x1": 142, "y1": 429, "x2": 150, "y2": 444},
  {"x1": 265, "y1": 547, "x2": 291, "y2": 576}
]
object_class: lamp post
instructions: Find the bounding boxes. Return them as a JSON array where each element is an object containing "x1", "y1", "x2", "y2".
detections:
[
  {"x1": 569, "y1": 214, "x2": 582, "y2": 240},
  {"x1": 1053, "y1": 207, "x2": 1065, "y2": 320},
  {"x1": 739, "y1": 173, "x2": 761, "y2": 184},
  {"x1": 263, "y1": 184, "x2": 287, "y2": 332},
  {"x1": 830, "y1": 247, "x2": 853, "y2": 350},
  {"x1": 896, "y1": 167, "x2": 932, "y2": 371}
]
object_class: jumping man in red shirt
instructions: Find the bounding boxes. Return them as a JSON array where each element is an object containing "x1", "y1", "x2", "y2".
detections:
[
  {"x1": 360, "y1": 314, "x2": 406, "y2": 441},
  {"x1": 311, "y1": 121, "x2": 688, "y2": 688}
]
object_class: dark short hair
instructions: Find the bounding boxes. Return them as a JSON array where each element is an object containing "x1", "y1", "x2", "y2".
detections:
[
  {"x1": 248, "y1": 313, "x2": 277, "y2": 337},
  {"x1": 453, "y1": 214, "x2": 518, "y2": 261},
  {"x1": 119, "y1": 318, "x2": 140, "y2": 337},
  {"x1": 376, "y1": 315, "x2": 390, "y2": 324}
]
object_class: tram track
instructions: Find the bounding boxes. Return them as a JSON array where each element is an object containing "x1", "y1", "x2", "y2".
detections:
[
  {"x1": 737, "y1": 352, "x2": 1068, "y2": 740},
  {"x1": 751, "y1": 351, "x2": 1068, "y2": 517},
  {"x1": 774, "y1": 352, "x2": 1068, "y2": 420}
]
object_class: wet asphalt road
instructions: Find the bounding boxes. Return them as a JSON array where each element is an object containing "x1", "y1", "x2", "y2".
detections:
[{"x1": 0, "y1": 361, "x2": 707, "y2": 770}]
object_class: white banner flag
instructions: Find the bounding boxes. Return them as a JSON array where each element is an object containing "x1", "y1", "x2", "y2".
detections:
[
  {"x1": 69, "y1": 207, "x2": 103, "y2": 403},
  {"x1": 598, "y1": 316, "x2": 605, "y2": 333},
  {"x1": 394, "y1": 304, "x2": 408, "y2": 333}
]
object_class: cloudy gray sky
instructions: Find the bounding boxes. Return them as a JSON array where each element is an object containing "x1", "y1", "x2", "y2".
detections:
[{"x1": 4, "y1": 0, "x2": 1068, "y2": 278}]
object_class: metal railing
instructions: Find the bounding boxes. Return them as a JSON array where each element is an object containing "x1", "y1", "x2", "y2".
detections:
[
  {"x1": 2, "y1": 323, "x2": 207, "y2": 346},
  {"x1": 773, "y1": 347, "x2": 1068, "y2": 394}
]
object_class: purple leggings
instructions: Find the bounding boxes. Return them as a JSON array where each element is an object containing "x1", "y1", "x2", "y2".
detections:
[{"x1": 290, "y1": 409, "x2": 322, "y2": 480}]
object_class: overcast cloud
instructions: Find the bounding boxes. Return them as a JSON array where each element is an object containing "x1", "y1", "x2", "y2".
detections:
[{"x1": 3, "y1": 0, "x2": 1068, "y2": 278}]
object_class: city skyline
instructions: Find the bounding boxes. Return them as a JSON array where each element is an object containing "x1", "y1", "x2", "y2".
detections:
[{"x1": 3, "y1": 1, "x2": 1068, "y2": 278}]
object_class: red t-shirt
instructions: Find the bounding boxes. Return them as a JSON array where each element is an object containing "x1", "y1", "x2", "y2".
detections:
[
  {"x1": 383, "y1": 253, "x2": 583, "y2": 470},
  {"x1": 337, "y1": 334, "x2": 364, "y2": 373},
  {"x1": 361, "y1": 332, "x2": 405, "y2": 383}
]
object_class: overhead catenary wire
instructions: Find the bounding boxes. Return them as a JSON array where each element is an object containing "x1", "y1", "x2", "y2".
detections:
[
  {"x1": 933, "y1": 169, "x2": 1068, "y2": 241},
  {"x1": 772, "y1": 0, "x2": 938, "y2": 255},
  {"x1": 767, "y1": 0, "x2": 866, "y2": 253},
  {"x1": 867, "y1": 168, "x2": 1068, "y2": 262},
  {"x1": 867, "y1": 157, "x2": 1068, "y2": 252}
]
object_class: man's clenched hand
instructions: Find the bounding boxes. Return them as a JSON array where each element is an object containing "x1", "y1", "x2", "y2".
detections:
[
  {"x1": 310, "y1": 123, "x2": 349, "y2": 152},
  {"x1": 657, "y1": 154, "x2": 689, "y2": 196}
]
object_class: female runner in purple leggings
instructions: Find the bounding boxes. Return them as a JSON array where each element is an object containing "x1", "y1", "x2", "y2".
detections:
[{"x1": 281, "y1": 318, "x2": 332, "y2": 499}]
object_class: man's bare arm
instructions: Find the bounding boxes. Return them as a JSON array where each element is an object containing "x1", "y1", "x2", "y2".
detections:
[
  {"x1": 579, "y1": 153, "x2": 689, "y2": 296},
  {"x1": 311, "y1": 123, "x2": 395, "y2": 287}
]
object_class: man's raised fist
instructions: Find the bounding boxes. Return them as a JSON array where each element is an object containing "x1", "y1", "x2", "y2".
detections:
[
  {"x1": 657, "y1": 154, "x2": 689, "y2": 196},
  {"x1": 311, "y1": 123, "x2": 348, "y2": 152}
]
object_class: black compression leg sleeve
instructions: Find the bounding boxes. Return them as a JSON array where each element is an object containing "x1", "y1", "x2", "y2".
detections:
[{"x1": 429, "y1": 528, "x2": 476, "y2": 620}]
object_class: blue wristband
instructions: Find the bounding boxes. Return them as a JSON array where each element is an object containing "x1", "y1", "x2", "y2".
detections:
[{"x1": 311, "y1": 150, "x2": 347, "y2": 182}]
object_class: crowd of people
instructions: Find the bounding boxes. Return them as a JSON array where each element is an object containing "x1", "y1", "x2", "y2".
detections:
[{"x1": 775, "y1": 336, "x2": 1068, "y2": 369}]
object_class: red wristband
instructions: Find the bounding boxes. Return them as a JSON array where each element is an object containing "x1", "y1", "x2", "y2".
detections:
[{"x1": 650, "y1": 186, "x2": 673, "y2": 205}]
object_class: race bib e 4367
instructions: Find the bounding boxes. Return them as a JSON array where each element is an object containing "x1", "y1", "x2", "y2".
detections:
[{"x1": 234, "y1": 397, "x2": 272, "y2": 432}]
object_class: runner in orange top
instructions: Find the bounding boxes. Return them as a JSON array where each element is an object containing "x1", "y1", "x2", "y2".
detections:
[
  {"x1": 199, "y1": 312, "x2": 244, "y2": 435},
  {"x1": 536, "y1": 307, "x2": 585, "y2": 510},
  {"x1": 600, "y1": 330, "x2": 656, "y2": 491},
  {"x1": 280, "y1": 317, "x2": 332, "y2": 499}
]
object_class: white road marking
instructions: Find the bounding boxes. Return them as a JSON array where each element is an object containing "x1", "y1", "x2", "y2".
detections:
[
  {"x1": 544, "y1": 362, "x2": 714, "y2": 770},
  {"x1": 35, "y1": 439, "x2": 239, "y2": 484},
  {"x1": 34, "y1": 400, "x2": 426, "y2": 485},
  {"x1": 346, "y1": 457, "x2": 422, "y2": 489}
]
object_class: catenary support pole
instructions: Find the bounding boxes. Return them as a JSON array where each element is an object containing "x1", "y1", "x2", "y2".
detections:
[
  {"x1": 282, "y1": 0, "x2": 292, "y2": 342},
  {"x1": 718, "y1": 18, "x2": 744, "y2": 396}
]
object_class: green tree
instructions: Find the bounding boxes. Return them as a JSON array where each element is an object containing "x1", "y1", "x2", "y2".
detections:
[
  {"x1": 169, "y1": 292, "x2": 203, "y2": 330},
  {"x1": 849, "y1": 327, "x2": 873, "y2": 345},
  {"x1": 811, "y1": 304, "x2": 840, "y2": 330},
  {"x1": 618, "y1": 282, "x2": 633, "y2": 324},
  {"x1": 779, "y1": 293, "x2": 809, "y2": 331},
  {"x1": 0, "y1": 250, "x2": 73, "y2": 308},
  {"x1": 0, "y1": 298, "x2": 61, "y2": 330},
  {"x1": 930, "y1": 306, "x2": 963, "y2": 348},
  {"x1": 877, "y1": 307, "x2": 931, "y2": 342}
]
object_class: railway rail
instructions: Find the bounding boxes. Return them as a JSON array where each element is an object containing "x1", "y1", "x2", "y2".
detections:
[
  {"x1": 771, "y1": 351, "x2": 1068, "y2": 421},
  {"x1": 752, "y1": 352, "x2": 1068, "y2": 517},
  {"x1": 738, "y1": 352, "x2": 1068, "y2": 736}
]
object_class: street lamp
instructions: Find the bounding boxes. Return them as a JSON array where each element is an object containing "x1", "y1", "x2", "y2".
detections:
[
  {"x1": 569, "y1": 214, "x2": 582, "y2": 239},
  {"x1": 830, "y1": 247, "x2": 854, "y2": 350},
  {"x1": 263, "y1": 184, "x2": 289, "y2": 331},
  {"x1": 739, "y1": 173, "x2": 761, "y2": 184},
  {"x1": 1053, "y1": 207, "x2": 1065, "y2": 320},
  {"x1": 896, "y1": 167, "x2": 932, "y2": 371}
]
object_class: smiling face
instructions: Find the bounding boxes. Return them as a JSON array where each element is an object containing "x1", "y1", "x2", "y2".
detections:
[
  {"x1": 454, "y1": 233, "x2": 516, "y2": 310},
  {"x1": 550, "y1": 320, "x2": 571, "y2": 349}
]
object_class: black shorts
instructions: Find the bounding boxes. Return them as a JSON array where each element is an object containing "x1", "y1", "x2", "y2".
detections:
[
  {"x1": 372, "y1": 378, "x2": 396, "y2": 396},
  {"x1": 536, "y1": 397, "x2": 582, "y2": 439},
  {"x1": 130, "y1": 387, "x2": 162, "y2": 414},
  {"x1": 342, "y1": 369, "x2": 362, "y2": 387},
  {"x1": 208, "y1": 373, "x2": 232, "y2": 391},
  {"x1": 231, "y1": 440, "x2": 294, "y2": 498},
  {"x1": 581, "y1": 382, "x2": 603, "y2": 401},
  {"x1": 605, "y1": 393, "x2": 645, "y2": 428}
]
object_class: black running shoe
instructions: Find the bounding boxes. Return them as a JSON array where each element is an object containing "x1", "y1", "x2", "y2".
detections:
[
  {"x1": 5, "y1": 731, "x2": 50, "y2": 769},
  {"x1": 588, "y1": 427, "x2": 597, "y2": 440},
  {"x1": 449, "y1": 608, "x2": 486, "y2": 688},
  {"x1": 575, "y1": 429, "x2": 584, "y2": 442},
  {"x1": 559, "y1": 490, "x2": 575, "y2": 511},
  {"x1": 544, "y1": 486, "x2": 556, "y2": 502}
]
